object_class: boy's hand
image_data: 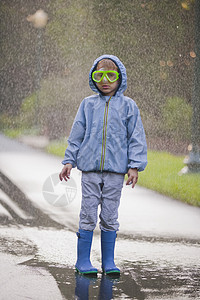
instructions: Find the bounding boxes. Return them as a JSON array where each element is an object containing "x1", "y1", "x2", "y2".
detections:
[
  {"x1": 126, "y1": 168, "x2": 138, "y2": 188},
  {"x1": 59, "y1": 163, "x2": 72, "y2": 181}
]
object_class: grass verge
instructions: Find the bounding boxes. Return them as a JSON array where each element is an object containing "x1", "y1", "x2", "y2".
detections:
[
  {"x1": 2, "y1": 127, "x2": 40, "y2": 138},
  {"x1": 137, "y1": 151, "x2": 200, "y2": 207},
  {"x1": 2, "y1": 128, "x2": 22, "y2": 138},
  {"x1": 46, "y1": 138, "x2": 68, "y2": 157}
]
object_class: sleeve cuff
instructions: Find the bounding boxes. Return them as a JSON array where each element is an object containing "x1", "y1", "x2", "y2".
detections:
[
  {"x1": 62, "y1": 160, "x2": 76, "y2": 168},
  {"x1": 128, "y1": 162, "x2": 147, "y2": 172}
]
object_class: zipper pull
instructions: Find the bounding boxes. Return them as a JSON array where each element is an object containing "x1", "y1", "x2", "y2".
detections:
[{"x1": 106, "y1": 96, "x2": 112, "y2": 106}]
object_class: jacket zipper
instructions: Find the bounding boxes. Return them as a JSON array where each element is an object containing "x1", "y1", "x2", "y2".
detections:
[{"x1": 100, "y1": 96, "x2": 112, "y2": 171}]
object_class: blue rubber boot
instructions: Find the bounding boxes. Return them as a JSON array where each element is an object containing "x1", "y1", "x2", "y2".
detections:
[
  {"x1": 101, "y1": 230, "x2": 120, "y2": 275},
  {"x1": 75, "y1": 229, "x2": 98, "y2": 275}
]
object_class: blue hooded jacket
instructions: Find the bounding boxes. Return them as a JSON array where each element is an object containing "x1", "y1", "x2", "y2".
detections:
[{"x1": 62, "y1": 54, "x2": 147, "y2": 174}]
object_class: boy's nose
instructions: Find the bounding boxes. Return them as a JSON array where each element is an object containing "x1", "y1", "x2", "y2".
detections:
[{"x1": 102, "y1": 75, "x2": 108, "y2": 83}]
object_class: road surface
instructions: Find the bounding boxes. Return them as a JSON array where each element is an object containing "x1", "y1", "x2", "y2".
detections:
[{"x1": 0, "y1": 133, "x2": 199, "y2": 299}]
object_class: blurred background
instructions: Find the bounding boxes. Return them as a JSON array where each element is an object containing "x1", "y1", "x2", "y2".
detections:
[{"x1": 0, "y1": 0, "x2": 197, "y2": 149}]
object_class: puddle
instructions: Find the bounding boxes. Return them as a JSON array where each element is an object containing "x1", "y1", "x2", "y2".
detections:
[{"x1": 0, "y1": 226, "x2": 199, "y2": 299}]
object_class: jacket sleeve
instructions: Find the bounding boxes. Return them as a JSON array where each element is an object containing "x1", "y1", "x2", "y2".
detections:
[
  {"x1": 127, "y1": 102, "x2": 147, "y2": 172},
  {"x1": 62, "y1": 100, "x2": 86, "y2": 167}
]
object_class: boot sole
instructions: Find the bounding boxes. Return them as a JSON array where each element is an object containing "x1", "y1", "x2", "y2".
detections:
[
  {"x1": 103, "y1": 269, "x2": 120, "y2": 275},
  {"x1": 75, "y1": 268, "x2": 98, "y2": 275},
  {"x1": 104, "y1": 270, "x2": 120, "y2": 278}
]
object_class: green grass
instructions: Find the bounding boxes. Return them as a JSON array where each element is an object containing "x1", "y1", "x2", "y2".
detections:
[
  {"x1": 2, "y1": 127, "x2": 40, "y2": 138},
  {"x1": 2, "y1": 128, "x2": 22, "y2": 138},
  {"x1": 45, "y1": 139, "x2": 68, "y2": 157},
  {"x1": 137, "y1": 151, "x2": 200, "y2": 207}
]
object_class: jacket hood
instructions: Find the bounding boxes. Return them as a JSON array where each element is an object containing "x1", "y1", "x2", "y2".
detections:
[{"x1": 89, "y1": 54, "x2": 127, "y2": 96}]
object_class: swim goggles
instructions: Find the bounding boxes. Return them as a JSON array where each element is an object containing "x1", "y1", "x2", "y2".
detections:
[{"x1": 92, "y1": 70, "x2": 119, "y2": 83}]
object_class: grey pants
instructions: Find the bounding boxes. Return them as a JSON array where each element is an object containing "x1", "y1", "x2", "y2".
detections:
[{"x1": 79, "y1": 171, "x2": 124, "y2": 231}]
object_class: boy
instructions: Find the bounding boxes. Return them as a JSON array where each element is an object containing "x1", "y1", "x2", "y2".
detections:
[{"x1": 59, "y1": 55, "x2": 147, "y2": 275}]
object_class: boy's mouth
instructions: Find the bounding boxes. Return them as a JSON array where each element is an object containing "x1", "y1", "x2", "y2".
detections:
[{"x1": 102, "y1": 85, "x2": 110, "y2": 88}]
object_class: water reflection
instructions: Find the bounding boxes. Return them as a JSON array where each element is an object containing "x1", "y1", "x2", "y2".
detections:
[
  {"x1": 75, "y1": 273, "x2": 119, "y2": 300},
  {"x1": 20, "y1": 255, "x2": 144, "y2": 299},
  {"x1": 98, "y1": 274, "x2": 117, "y2": 300},
  {"x1": 74, "y1": 271, "x2": 145, "y2": 300},
  {"x1": 75, "y1": 273, "x2": 97, "y2": 300},
  {"x1": 21, "y1": 257, "x2": 199, "y2": 299}
]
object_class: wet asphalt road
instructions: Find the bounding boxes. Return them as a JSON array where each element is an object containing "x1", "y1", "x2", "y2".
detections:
[{"x1": 0, "y1": 133, "x2": 200, "y2": 300}]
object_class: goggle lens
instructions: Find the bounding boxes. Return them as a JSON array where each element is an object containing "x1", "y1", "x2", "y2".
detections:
[
  {"x1": 93, "y1": 72, "x2": 104, "y2": 82},
  {"x1": 92, "y1": 70, "x2": 119, "y2": 83}
]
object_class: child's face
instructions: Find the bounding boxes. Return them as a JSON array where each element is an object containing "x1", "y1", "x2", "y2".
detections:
[{"x1": 95, "y1": 60, "x2": 119, "y2": 96}]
